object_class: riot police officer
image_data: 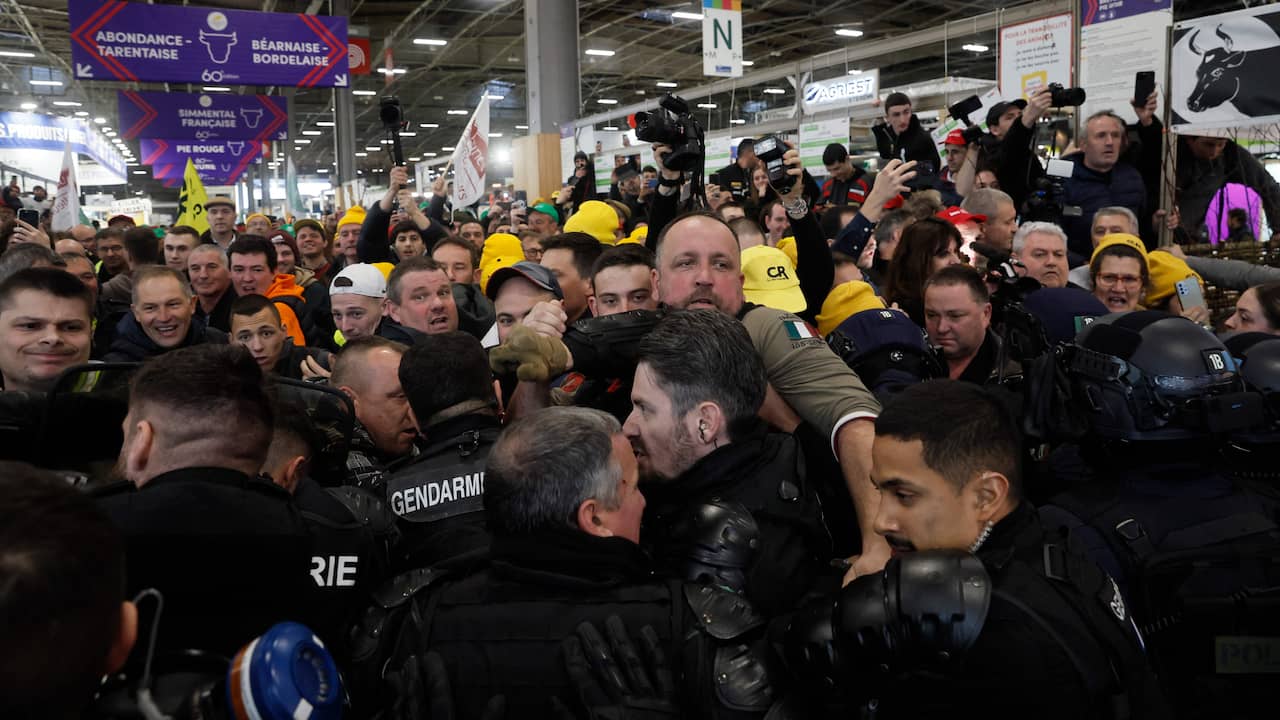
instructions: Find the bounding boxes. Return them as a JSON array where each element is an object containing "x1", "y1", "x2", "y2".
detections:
[
  {"x1": 384, "y1": 331, "x2": 502, "y2": 572},
  {"x1": 782, "y1": 380, "x2": 1164, "y2": 718},
  {"x1": 94, "y1": 346, "x2": 319, "y2": 656},
  {"x1": 1042, "y1": 311, "x2": 1280, "y2": 717},
  {"x1": 349, "y1": 407, "x2": 787, "y2": 718}
]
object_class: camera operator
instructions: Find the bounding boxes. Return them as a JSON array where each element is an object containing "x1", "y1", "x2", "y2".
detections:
[{"x1": 954, "y1": 86, "x2": 1054, "y2": 208}]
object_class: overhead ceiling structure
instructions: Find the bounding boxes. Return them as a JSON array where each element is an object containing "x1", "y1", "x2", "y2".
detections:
[{"x1": 0, "y1": 0, "x2": 1254, "y2": 197}]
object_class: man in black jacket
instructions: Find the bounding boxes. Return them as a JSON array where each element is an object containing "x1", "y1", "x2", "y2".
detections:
[
  {"x1": 717, "y1": 138, "x2": 757, "y2": 202},
  {"x1": 857, "y1": 380, "x2": 1164, "y2": 718},
  {"x1": 103, "y1": 266, "x2": 225, "y2": 362},
  {"x1": 352, "y1": 406, "x2": 787, "y2": 719},
  {"x1": 625, "y1": 310, "x2": 834, "y2": 615},
  {"x1": 384, "y1": 331, "x2": 501, "y2": 572},
  {"x1": 95, "y1": 346, "x2": 318, "y2": 656},
  {"x1": 876, "y1": 92, "x2": 940, "y2": 176}
]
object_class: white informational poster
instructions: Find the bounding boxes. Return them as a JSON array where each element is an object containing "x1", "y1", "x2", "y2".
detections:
[
  {"x1": 1080, "y1": 11, "x2": 1172, "y2": 125},
  {"x1": 702, "y1": 4, "x2": 743, "y2": 78},
  {"x1": 450, "y1": 97, "x2": 490, "y2": 208},
  {"x1": 1170, "y1": 4, "x2": 1280, "y2": 133},
  {"x1": 999, "y1": 13, "x2": 1074, "y2": 100},
  {"x1": 109, "y1": 197, "x2": 152, "y2": 226},
  {"x1": 703, "y1": 133, "x2": 734, "y2": 180},
  {"x1": 799, "y1": 117, "x2": 850, "y2": 177},
  {"x1": 560, "y1": 134, "x2": 576, "y2": 184}
]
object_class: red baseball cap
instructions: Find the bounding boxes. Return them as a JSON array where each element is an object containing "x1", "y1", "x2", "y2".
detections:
[
  {"x1": 944, "y1": 129, "x2": 967, "y2": 146},
  {"x1": 936, "y1": 206, "x2": 986, "y2": 225}
]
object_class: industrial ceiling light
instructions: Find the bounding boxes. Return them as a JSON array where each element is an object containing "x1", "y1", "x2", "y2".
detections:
[
  {"x1": 671, "y1": 11, "x2": 703, "y2": 21},
  {"x1": 835, "y1": 29, "x2": 864, "y2": 38},
  {"x1": 585, "y1": 49, "x2": 615, "y2": 57},
  {"x1": 962, "y1": 43, "x2": 989, "y2": 52},
  {"x1": 413, "y1": 38, "x2": 447, "y2": 46}
]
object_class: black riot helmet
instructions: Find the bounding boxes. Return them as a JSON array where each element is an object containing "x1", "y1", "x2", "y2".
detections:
[
  {"x1": 1069, "y1": 311, "x2": 1262, "y2": 441},
  {"x1": 1223, "y1": 332, "x2": 1280, "y2": 434}
]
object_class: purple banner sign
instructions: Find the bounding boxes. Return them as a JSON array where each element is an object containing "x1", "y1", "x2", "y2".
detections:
[
  {"x1": 148, "y1": 161, "x2": 244, "y2": 186},
  {"x1": 119, "y1": 91, "x2": 287, "y2": 141},
  {"x1": 140, "y1": 139, "x2": 263, "y2": 185},
  {"x1": 1082, "y1": 0, "x2": 1172, "y2": 26},
  {"x1": 71, "y1": 0, "x2": 348, "y2": 88}
]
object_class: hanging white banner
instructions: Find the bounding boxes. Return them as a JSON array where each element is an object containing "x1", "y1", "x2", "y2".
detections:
[
  {"x1": 450, "y1": 97, "x2": 490, "y2": 208},
  {"x1": 51, "y1": 144, "x2": 81, "y2": 232}
]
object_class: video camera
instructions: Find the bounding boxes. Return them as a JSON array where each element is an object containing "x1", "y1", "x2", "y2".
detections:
[
  {"x1": 380, "y1": 95, "x2": 407, "y2": 169},
  {"x1": 970, "y1": 242, "x2": 1051, "y2": 365},
  {"x1": 1024, "y1": 158, "x2": 1082, "y2": 226},
  {"x1": 632, "y1": 94, "x2": 705, "y2": 174},
  {"x1": 946, "y1": 95, "x2": 998, "y2": 149}
]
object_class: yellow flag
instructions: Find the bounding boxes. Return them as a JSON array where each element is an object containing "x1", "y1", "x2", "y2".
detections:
[{"x1": 175, "y1": 158, "x2": 210, "y2": 235}]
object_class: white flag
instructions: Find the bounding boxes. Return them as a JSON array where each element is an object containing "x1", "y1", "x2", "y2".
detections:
[
  {"x1": 51, "y1": 143, "x2": 80, "y2": 232},
  {"x1": 450, "y1": 97, "x2": 490, "y2": 208}
]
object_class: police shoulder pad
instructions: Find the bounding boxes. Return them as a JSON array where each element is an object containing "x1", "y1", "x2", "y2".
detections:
[
  {"x1": 714, "y1": 642, "x2": 777, "y2": 711},
  {"x1": 684, "y1": 583, "x2": 766, "y2": 640}
]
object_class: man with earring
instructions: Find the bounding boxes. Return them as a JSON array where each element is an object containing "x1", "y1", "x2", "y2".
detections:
[
  {"x1": 863, "y1": 380, "x2": 1166, "y2": 716},
  {"x1": 623, "y1": 310, "x2": 833, "y2": 616}
]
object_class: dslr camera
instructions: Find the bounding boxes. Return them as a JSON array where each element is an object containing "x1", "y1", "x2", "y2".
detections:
[
  {"x1": 632, "y1": 94, "x2": 705, "y2": 173},
  {"x1": 1046, "y1": 83, "x2": 1086, "y2": 108}
]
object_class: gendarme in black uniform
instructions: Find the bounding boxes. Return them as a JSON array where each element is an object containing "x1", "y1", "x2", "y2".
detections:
[
  {"x1": 642, "y1": 425, "x2": 834, "y2": 616},
  {"x1": 384, "y1": 411, "x2": 502, "y2": 572},
  {"x1": 95, "y1": 467, "x2": 318, "y2": 655},
  {"x1": 350, "y1": 528, "x2": 785, "y2": 719},
  {"x1": 908, "y1": 501, "x2": 1164, "y2": 719}
]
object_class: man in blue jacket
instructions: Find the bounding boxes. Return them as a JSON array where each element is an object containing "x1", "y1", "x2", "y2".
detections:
[{"x1": 1060, "y1": 111, "x2": 1149, "y2": 258}]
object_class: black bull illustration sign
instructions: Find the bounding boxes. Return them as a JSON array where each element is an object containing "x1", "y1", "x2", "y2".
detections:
[{"x1": 1172, "y1": 9, "x2": 1280, "y2": 127}]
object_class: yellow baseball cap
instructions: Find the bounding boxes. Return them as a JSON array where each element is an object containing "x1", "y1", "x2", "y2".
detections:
[
  {"x1": 741, "y1": 245, "x2": 806, "y2": 313},
  {"x1": 338, "y1": 205, "x2": 366, "y2": 230},
  {"x1": 1146, "y1": 251, "x2": 1203, "y2": 307},
  {"x1": 816, "y1": 281, "x2": 887, "y2": 338},
  {"x1": 565, "y1": 200, "x2": 623, "y2": 244}
]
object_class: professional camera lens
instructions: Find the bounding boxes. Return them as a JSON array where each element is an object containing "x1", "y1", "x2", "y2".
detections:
[{"x1": 1047, "y1": 84, "x2": 1087, "y2": 108}]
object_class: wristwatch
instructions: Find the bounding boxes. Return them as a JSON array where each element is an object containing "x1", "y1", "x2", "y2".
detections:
[{"x1": 783, "y1": 197, "x2": 808, "y2": 219}]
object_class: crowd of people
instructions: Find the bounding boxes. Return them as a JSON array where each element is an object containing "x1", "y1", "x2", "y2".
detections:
[{"x1": 3, "y1": 78, "x2": 1280, "y2": 720}]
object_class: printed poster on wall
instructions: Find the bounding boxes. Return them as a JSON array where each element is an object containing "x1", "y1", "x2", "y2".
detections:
[
  {"x1": 69, "y1": 0, "x2": 348, "y2": 88},
  {"x1": 999, "y1": 13, "x2": 1074, "y2": 100},
  {"x1": 799, "y1": 117, "x2": 850, "y2": 178},
  {"x1": 1079, "y1": 5, "x2": 1172, "y2": 125},
  {"x1": 1170, "y1": 4, "x2": 1280, "y2": 133}
]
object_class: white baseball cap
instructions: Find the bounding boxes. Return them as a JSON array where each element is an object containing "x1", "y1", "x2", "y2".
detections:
[{"x1": 329, "y1": 263, "x2": 386, "y2": 299}]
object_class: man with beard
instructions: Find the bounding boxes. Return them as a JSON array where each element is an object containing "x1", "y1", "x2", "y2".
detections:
[
  {"x1": 625, "y1": 310, "x2": 833, "y2": 614},
  {"x1": 864, "y1": 380, "x2": 1162, "y2": 716}
]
